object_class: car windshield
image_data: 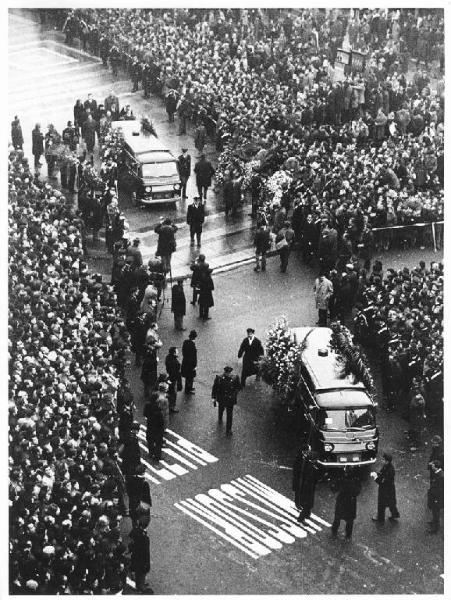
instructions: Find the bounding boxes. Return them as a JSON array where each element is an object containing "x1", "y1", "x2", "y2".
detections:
[
  {"x1": 316, "y1": 407, "x2": 376, "y2": 431},
  {"x1": 142, "y1": 162, "x2": 178, "y2": 178}
]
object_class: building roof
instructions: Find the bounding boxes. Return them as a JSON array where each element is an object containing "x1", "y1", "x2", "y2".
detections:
[{"x1": 290, "y1": 326, "x2": 366, "y2": 392}]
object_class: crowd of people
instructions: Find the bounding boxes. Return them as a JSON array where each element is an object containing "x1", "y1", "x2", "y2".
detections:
[
  {"x1": 52, "y1": 8, "x2": 444, "y2": 247},
  {"x1": 8, "y1": 147, "x2": 161, "y2": 594},
  {"x1": 8, "y1": 9, "x2": 445, "y2": 590}
]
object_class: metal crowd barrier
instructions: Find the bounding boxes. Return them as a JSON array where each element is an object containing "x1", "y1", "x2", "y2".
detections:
[{"x1": 371, "y1": 221, "x2": 444, "y2": 252}]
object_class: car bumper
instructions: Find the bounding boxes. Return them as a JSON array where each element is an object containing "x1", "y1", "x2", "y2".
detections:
[{"x1": 317, "y1": 457, "x2": 377, "y2": 467}]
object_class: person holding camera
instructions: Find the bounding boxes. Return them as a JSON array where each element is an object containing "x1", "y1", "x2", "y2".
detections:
[{"x1": 211, "y1": 366, "x2": 241, "y2": 435}]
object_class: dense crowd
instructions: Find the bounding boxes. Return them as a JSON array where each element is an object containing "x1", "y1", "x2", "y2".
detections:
[
  {"x1": 8, "y1": 147, "x2": 157, "y2": 594},
  {"x1": 54, "y1": 8, "x2": 444, "y2": 257},
  {"x1": 354, "y1": 260, "x2": 443, "y2": 429}
]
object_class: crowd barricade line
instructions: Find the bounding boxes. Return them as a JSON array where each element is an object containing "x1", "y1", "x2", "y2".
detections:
[{"x1": 371, "y1": 221, "x2": 443, "y2": 252}]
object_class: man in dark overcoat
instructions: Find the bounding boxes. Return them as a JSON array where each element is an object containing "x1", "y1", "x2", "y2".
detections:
[
  {"x1": 31, "y1": 124, "x2": 44, "y2": 168},
  {"x1": 143, "y1": 392, "x2": 165, "y2": 460},
  {"x1": 154, "y1": 218, "x2": 177, "y2": 274},
  {"x1": 253, "y1": 224, "x2": 271, "y2": 272},
  {"x1": 198, "y1": 267, "x2": 214, "y2": 321},
  {"x1": 372, "y1": 452, "x2": 400, "y2": 522},
  {"x1": 238, "y1": 328, "x2": 264, "y2": 387},
  {"x1": 189, "y1": 254, "x2": 210, "y2": 306},
  {"x1": 129, "y1": 523, "x2": 152, "y2": 593},
  {"x1": 292, "y1": 445, "x2": 320, "y2": 523},
  {"x1": 11, "y1": 116, "x2": 24, "y2": 150},
  {"x1": 81, "y1": 113, "x2": 97, "y2": 154},
  {"x1": 187, "y1": 197, "x2": 205, "y2": 246},
  {"x1": 126, "y1": 463, "x2": 152, "y2": 525},
  {"x1": 212, "y1": 366, "x2": 241, "y2": 434},
  {"x1": 331, "y1": 468, "x2": 361, "y2": 540},
  {"x1": 177, "y1": 148, "x2": 191, "y2": 199},
  {"x1": 171, "y1": 279, "x2": 186, "y2": 331},
  {"x1": 194, "y1": 154, "x2": 215, "y2": 200},
  {"x1": 181, "y1": 330, "x2": 197, "y2": 394}
]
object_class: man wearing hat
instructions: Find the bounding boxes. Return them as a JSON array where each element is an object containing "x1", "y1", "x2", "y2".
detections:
[
  {"x1": 212, "y1": 366, "x2": 241, "y2": 434},
  {"x1": 186, "y1": 196, "x2": 205, "y2": 247},
  {"x1": 371, "y1": 452, "x2": 400, "y2": 523},
  {"x1": 238, "y1": 328, "x2": 264, "y2": 388},
  {"x1": 177, "y1": 148, "x2": 191, "y2": 200},
  {"x1": 181, "y1": 330, "x2": 198, "y2": 394}
]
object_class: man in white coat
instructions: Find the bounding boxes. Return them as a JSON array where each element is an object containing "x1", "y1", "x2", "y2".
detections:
[{"x1": 314, "y1": 273, "x2": 333, "y2": 327}]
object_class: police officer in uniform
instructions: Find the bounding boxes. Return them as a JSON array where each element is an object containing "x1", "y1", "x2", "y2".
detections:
[{"x1": 212, "y1": 366, "x2": 241, "y2": 435}]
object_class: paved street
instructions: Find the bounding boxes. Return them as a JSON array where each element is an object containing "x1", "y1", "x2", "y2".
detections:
[
  {"x1": 8, "y1": 9, "x2": 444, "y2": 596},
  {"x1": 122, "y1": 259, "x2": 443, "y2": 594}
]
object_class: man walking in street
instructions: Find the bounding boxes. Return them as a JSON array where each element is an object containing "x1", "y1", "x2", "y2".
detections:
[
  {"x1": 187, "y1": 196, "x2": 205, "y2": 247},
  {"x1": 194, "y1": 154, "x2": 215, "y2": 200},
  {"x1": 212, "y1": 366, "x2": 241, "y2": 435},
  {"x1": 11, "y1": 116, "x2": 24, "y2": 150},
  {"x1": 165, "y1": 346, "x2": 182, "y2": 413},
  {"x1": 198, "y1": 266, "x2": 214, "y2": 321},
  {"x1": 189, "y1": 254, "x2": 210, "y2": 306},
  {"x1": 331, "y1": 467, "x2": 361, "y2": 541},
  {"x1": 253, "y1": 224, "x2": 271, "y2": 272},
  {"x1": 238, "y1": 328, "x2": 264, "y2": 388},
  {"x1": 177, "y1": 147, "x2": 191, "y2": 199},
  {"x1": 314, "y1": 272, "x2": 333, "y2": 326},
  {"x1": 154, "y1": 218, "x2": 177, "y2": 274},
  {"x1": 292, "y1": 445, "x2": 320, "y2": 523},
  {"x1": 371, "y1": 452, "x2": 400, "y2": 523},
  {"x1": 31, "y1": 123, "x2": 44, "y2": 168},
  {"x1": 181, "y1": 330, "x2": 198, "y2": 394},
  {"x1": 171, "y1": 278, "x2": 186, "y2": 331}
]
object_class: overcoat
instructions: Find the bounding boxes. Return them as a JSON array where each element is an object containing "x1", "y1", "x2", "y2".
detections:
[
  {"x1": 171, "y1": 284, "x2": 186, "y2": 316},
  {"x1": 334, "y1": 475, "x2": 361, "y2": 520},
  {"x1": 194, "y1": 158, "x2": 215, "y2": 187},
  {"x1": 181, "y1": 339, "x2": 197, "y2": 378},
  {"x1": 154, "y1": 222, "x2": 177, "y2": 256},
  {"x1": 238, "y1": 336, "x2": 264, "y2": 378},
  {"x1": 129, "y1": 527, "x2": 150, "y2": 573},
  {"x1": 198, "y1": 271, "x2": 214, "y2": 308},
  {"x1": 375, "y1": 462, "x2": 397, "y2": 507},
  {"x1": 292, "y1": 455, "x2": 320, "y2": 511}
]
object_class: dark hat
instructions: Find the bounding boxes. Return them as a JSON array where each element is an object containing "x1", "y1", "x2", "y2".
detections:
[
  {"x1": 224, "y1": 366, "x2": 233, "y2": 373},
  {"x1": 382, "y1": 452, "x2": 393, "y2": 462},
  {"x1": 181, "y1": 147, "x2": 188, "y2": 152},
  {"x1": 189, "y1": 330, "x2": 197, "y2": 339},
  {"x1": 246, "y1": 328, "x2": 255, "y2": 334}
]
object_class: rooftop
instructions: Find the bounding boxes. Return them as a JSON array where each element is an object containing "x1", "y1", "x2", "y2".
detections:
[{"x1": 291, "y1": 326, "x2": 366, "y2": 392}]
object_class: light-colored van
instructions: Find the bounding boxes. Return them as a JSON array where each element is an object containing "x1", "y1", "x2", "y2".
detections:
[
  {"x1": 291, "y1": 326, "x2": 379, "y2": 467},
  {"x1": 112, "y1": 120, "x2": 181, "y2": 205}
]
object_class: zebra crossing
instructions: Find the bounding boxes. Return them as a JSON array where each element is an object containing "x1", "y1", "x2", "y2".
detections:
[
  {"x1": 132, "y1": 424, "x2": 218, "y2": 485},
  {"x1": 175, "y1": 474, "x2": 331, "y2": 559}
]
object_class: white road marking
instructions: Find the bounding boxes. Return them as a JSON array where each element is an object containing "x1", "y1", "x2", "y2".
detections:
[
  {"x1": 165, "y1": 428, "x2": 219, "y2": 463},
  {"x1": 175, "y1": 475, "x2": 331, "y2": 559},
  {"x1": 175, "y1": 502, "x2": 261, "y2": 559},
  {"x1": 135, "y1": 424, "x2": 217, "y2": 483}
]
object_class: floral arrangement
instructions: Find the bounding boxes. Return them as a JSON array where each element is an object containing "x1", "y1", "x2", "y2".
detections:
[
  {"x1": 82, "y1": 163, "x2": 104, "y2": 191},
  {"x1": 141, "y1": 116, "x2": 157, "y2": 137},
  {"x1": 264, "y1": 169, "x2": 293, "y2": 205},
  {"x1": 259, "y1": 317, "x2": 302, "y2": 407},
  {"x1": 241, "y1": 159, "x2": 261, "y2": 191},
  {"x1": 214, "y1": 147, "x2": 246, "y2": 187},
  {"x1": 329, "y1": 321, "x2": 375, "y2": 395},
  {"x1": 100, "y1": 127, "x2": 124, "y2": 162}
]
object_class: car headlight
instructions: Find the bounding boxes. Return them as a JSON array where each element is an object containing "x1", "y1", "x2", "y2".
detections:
[
  {"x1": 324, "y1": 443, "x2": 334, "y2": 452},
  {"x1": 145, "y1": 186, "x2": 152, "y2": 193},
  {"x1": 173, "y1": 183, "x2": 181, "y2": 190},
  {"x1": 366, "y1": 441, "x2": 376, "y2": 451}
]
